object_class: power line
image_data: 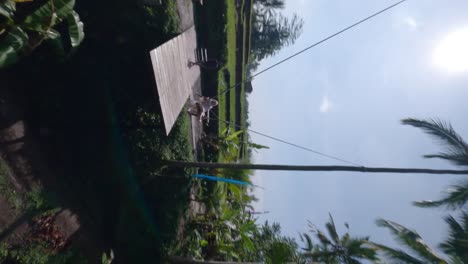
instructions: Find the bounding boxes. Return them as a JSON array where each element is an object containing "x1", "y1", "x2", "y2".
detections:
[
  {"x1": 211, "y1": 114, "x2": 362, "y2": 166},
  {"x1": 216, "y1": 0, "x2": 408, "y2": 98}
]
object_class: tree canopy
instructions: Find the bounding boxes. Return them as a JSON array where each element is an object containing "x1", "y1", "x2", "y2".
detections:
[{"x1": 250, "y1": 0, "x2": 304, "y2": 71}]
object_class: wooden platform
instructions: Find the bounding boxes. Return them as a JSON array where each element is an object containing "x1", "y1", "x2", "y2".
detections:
[{"x1": 149, "y1": 26, "x2": 200, "y2": 135}]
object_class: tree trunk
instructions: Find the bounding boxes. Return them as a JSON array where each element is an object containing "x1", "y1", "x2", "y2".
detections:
[{"x1": 163, "y1": 160, "x2": 468, "y2": 175}]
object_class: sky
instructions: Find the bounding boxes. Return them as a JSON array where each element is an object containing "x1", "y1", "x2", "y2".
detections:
[{"x1": 248, "y1": 0, "x2": 468, "y2": 251}]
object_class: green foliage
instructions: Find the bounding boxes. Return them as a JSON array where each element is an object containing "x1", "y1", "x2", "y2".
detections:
[
  {"x1": 0, "y1": 243, "x2": 87, "y2": 264},
  {"x1": 413, "y1": 181, "x2": 468, "y2": 209},
  {"x1": 402, "y1": 118, "x2": 468, "y2": 210},
  {"x1": 22, "y1": 0, "x2": 75, "y2": 31},
  {"x1": 102, "y1": 249, "x2": 114, "y2": 264},
  {"x1": 0, "y1": 162, "x2": 23, "y2": 211},
  {"x1": 251, "y1": 221, "x2": 302, "y2": 263},
  {"x1": 371, "y1": 118, "x2": 468, "y2": 264},
  {"x1": 67, "y1": 11, "x2": 85, "y2": 47},
  {"x1": 207, "y1": 127, "x2": 268, "y2": 163},
  {"x1": 0, "y1": 26, "x2": 28, "y2": 67},
  {"x1": 440, "y1": 213, "x2": 468, "y2": 263},
  {"x1": 25, "y1": 187, "x2": 56, "y2": 212},
  {"x1": 402, "y1": 118, "x2": 468, "y2": 166},
  {"x1": 440, "y1": 212, "x2": 468, "y2": 263},
  {"x1": 0, "y1": 0, "x2": 84, "y2": 68},
  {"x1": 124, "y1": 106, "x2": 193, "y2": 180},
  {"x1": 0, "y1": 161, "x2": 55, "y2": 213},
  {"x1": 375, "y1": 219, "x2": 447, "y2": 264},
  {"x1": 301, "y1": 214, "x2": 379, "y2": 264},
  {"x1": 174, "y1": 180, "x2": 260, "y2": 262},
  {"x1": 251, "y1": 0, "x2": 303, "y2": 63},
  {"x1": 0, "y1": 0, "x2": 15, "y2": 20}
]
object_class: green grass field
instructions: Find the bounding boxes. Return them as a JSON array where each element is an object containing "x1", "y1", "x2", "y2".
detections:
[
  {"x1": 217, "y1": 0, "x2": 237, "y2": 138},
  {"x1": 214, "y1": 0, "x2": 253, "y2": 162}
]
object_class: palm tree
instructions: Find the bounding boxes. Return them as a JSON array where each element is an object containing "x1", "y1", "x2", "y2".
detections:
[
  {"x1": 301, "y1": 214, "x2": 379, "y2": 263},
  {"x1": 402, "y1": 118, "x2": 468, "y2": 209},
  {"x1": 369, "y1": 119, "x2": 468, "y2": 264},
  {"x1": 373, "y1": 219, "x2": 448, "y2": 264}
]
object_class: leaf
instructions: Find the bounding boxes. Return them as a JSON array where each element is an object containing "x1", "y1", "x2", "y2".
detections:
[
  {"x1": 101, "y1": 253, "x2": 107, "y2": 264},
  {"x1": 248, "y1": 142, "x2": 270, "y2": 149},
  {"x1": 325, "y1": 213, "x2": 340, "y2": 244},
  {"x1": 0, "y1": 0, "x2": 15, "y2": 20},
  {"x1": 220, "y1": 127, "x2": 229, "y2": 136},
  {"x1": 316, "y1": 230, "x2": 331, "y2": 245},
  {"x1": 46, "y1": 28, "x2": 60, "y2": 39},
  {"x1": 440, "y1": 213, "x2": 468, "y2": 261},
  {"x1": 376, "y1": 218, "x2": 447, "y2": 263},
  {"x1": 0, "y1": 26, "x2": 28, "y2": 68},
  {"x1": 200, "y1": 239, "x2": 208, "y2": 247},
  {"x1": 66, "y1": 10, "x2": 84, "y2": 47},
  {"x1": 401, "y1": 118, "x2": 468, "y2": 166},
  {"x1": 225, "y1": 130, "x2": 244, "y2": 141},
  {"x1": 229, "y1": 251, "x2": 240, "y2": 260},
  {"x1": 300, "y1": 233, "x2": 314, "y2": 251},
  {"x1": 242, "y1": 234, "x2": 255, "y2": 252},
  {"x1": 370, "y1": 242, "x2": 424, "y2": 264},
  {"x1": 22, "y1": 0, "x2": 76, "y2": 32},
  {"x1": 413, "y1": 182, "x2": 468, "y2": 209}
]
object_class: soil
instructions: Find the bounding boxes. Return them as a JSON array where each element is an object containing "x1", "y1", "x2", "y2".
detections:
[{"x1": 176, "y1": 0, "x2": 196, "y2": 32}]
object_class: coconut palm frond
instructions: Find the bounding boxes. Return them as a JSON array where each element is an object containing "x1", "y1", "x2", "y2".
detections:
[
  {"x1": 401, "y1": 118, "x2": 468, "y2": 165},
  {"x1": 303, "y1": 216, "x2": 379, "y2": 263},
  {"x1": 424, "y1": 153, "x2": 468, "y2": 166},
  {"x1": 300, "y1": 233, "x2": 314, "y2": 252},
  {"x1": 413, "y1": 182, "x2": 468, "y2": 209},
  {"x1": 316, "y1": 230, "x2": 332, "y2": 246},
  {"x1": 326, "y1": 213, "x2": 340, "y2": 245},
  {"x1": 440, "y1": 213, "x2": 468, "y2": 263},
  {"x1": 370, "y1": 242, "x2": 425, "y2": 264},
  {"x1": 376, "y1": 219, "x2": 447, "y2": 263},
  {"x1": 346, "y1": 239, "x2": 378, "y2": 261},
  {"x1": 448, "y1": 255, "x2": 465, "y2": 264}
]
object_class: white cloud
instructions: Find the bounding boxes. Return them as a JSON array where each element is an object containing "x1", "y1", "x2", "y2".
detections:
[
  {"x1": 319, "y1": 95, "x2": 333, "y2": 113},
  {"x1": 393, "y1": 15, "x2": 419, "y2": 31},
  {"x1": 403, "y1": 17, "x2": 418, "y2": 30}
]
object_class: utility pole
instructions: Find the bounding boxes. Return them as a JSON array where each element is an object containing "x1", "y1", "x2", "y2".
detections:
[{"x1": 164, "y1": 160, "x2": 468, "y2": 175}]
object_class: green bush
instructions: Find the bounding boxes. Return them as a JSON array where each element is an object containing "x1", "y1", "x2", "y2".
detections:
[{"x1": 0, "y1": 243, "x2": 87, "y2": 264}]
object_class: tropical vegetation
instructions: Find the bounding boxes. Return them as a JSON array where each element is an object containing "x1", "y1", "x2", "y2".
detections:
[
  {"x1": 0, "y1": 0, "x2": 84, "y2": 68},
  {"x1": 1, "y1": 0, "x2": 467, "y2": 262}
]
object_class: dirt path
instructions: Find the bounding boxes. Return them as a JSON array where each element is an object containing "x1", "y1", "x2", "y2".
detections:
[
  {"x1": 175, "y1": 0, "x2": 204, "y2": 160},
  {"x1": 176, "y1": 0, "x2": 196, "y2": 32},
  {"x1": 173, "y1": 0, "x2": 207, "y2": 241}
]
